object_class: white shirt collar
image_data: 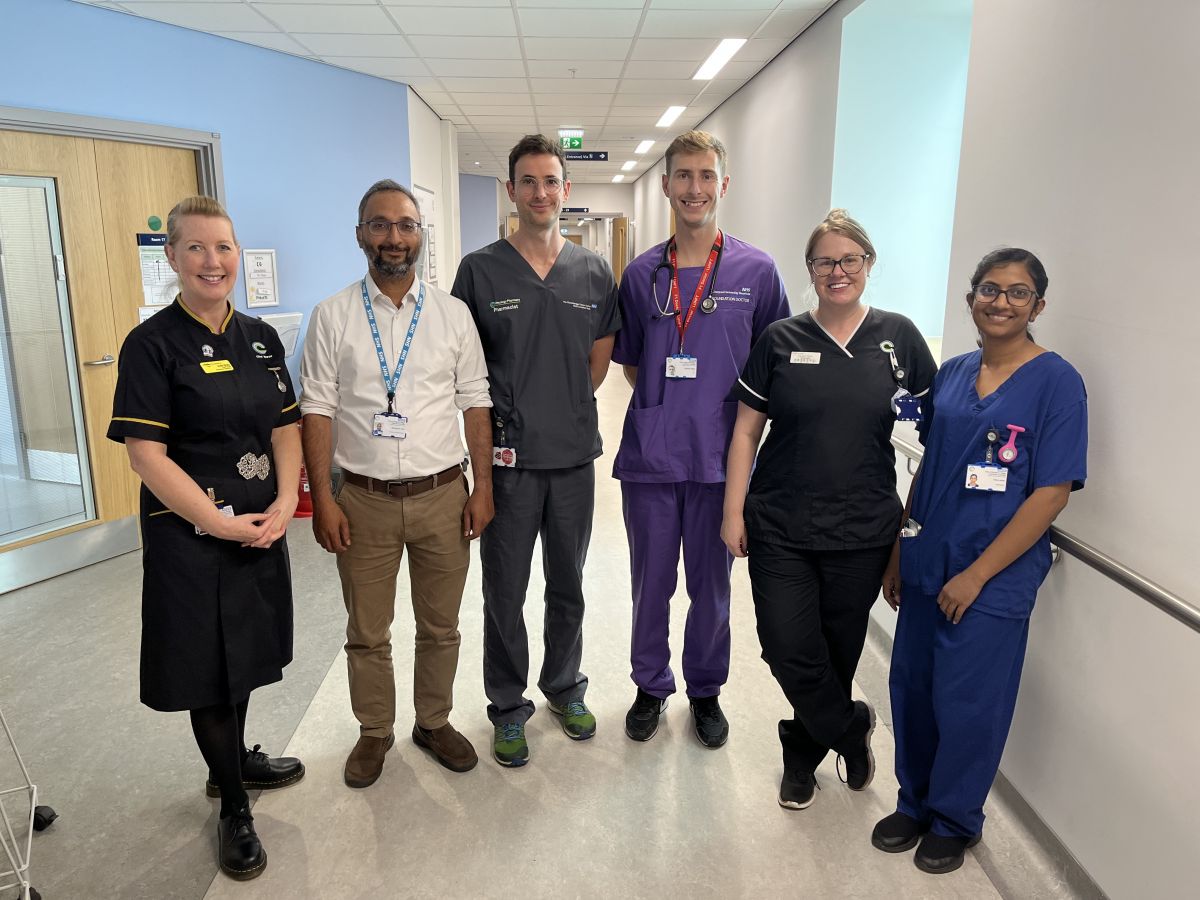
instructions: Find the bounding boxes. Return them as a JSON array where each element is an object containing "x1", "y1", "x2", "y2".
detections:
[{"x1": 365, "y1": 273, "x2": 421, "y2": 310}]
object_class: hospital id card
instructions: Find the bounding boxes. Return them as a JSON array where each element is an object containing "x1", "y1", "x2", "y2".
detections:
[
  {"x1": 965, "y1": 463, "x2": 1007, "y2": 492},
  {"x1": 493, "y1": 446, "x2": 517, "y2": 467},
  {"x1": 665, "y1": 355, "x2": 698, "y2": 379},
  {"x1": 195, "y1": 504, "x2": 235, "y2": 536},
  {"x1": 372, "y1": 412, "x2": 407, "y2": 439},
  {"x1": 891, "y1": 388, "x2": 922, "y2": 422}
]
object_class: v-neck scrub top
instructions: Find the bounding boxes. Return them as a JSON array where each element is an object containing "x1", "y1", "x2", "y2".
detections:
[
  {"x1": 452, "y1": 239, "x2": 621, "y2": 469},
  {"x1": 612, "y1": 234, "x2": 790, "y2": 483},
  {"x1": 901, "y1": 350, "x2": 1088, "y2": 618},
  {"x1": 107, "y1": 298, "x2": 300, "y2": 711},
  {"x1": 732, "y1": 308, "x2": 938, "y2": 551}
]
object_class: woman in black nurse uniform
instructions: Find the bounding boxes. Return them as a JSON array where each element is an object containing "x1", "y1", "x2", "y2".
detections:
[{"x1": 107, "y1": 196, "x2": 303, "y2": 881}]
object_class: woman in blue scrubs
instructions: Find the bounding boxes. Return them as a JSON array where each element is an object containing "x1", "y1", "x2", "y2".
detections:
[{"x1": 873, "y1": 248, "x2": 1088, "y2": 874}]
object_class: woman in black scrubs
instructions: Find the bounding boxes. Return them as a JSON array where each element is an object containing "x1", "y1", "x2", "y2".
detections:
[
  {"x1": 107, "y1": 196, "x2": 303, "y2": 880},
  {"x1": 722, "y1": 210, "x2": 937, "y2": 810}
]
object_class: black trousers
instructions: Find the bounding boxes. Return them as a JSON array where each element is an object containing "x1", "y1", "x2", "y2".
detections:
[{"x1": 748, "y1": 540, "x2": 891, "y2": 773}]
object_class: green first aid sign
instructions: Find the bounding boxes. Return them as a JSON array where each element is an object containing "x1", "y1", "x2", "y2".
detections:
[{"x1": 560, "y1": 137, "x2": 583, "y2": 150}]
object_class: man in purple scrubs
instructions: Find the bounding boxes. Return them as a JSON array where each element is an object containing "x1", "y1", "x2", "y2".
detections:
[{"x1": 613, "y1": 130, "x2": 789, "y2": 746}]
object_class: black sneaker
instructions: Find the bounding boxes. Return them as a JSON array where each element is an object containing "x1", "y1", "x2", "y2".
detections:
[
  {"x1": 688, "y1": 695, "x2": 729, "y2": 748},
  {"x1": 625, "y1": 688, "x2": 667, "y2": 742},
  {"x1": 872, "y1": 811, "x2": 927, "y2": 853},
  {"x1": 207, "y1": 744, "x2": 306, "y2": 797},
  {"x1": 838, "y1": 701, "x2": 876, "y2": 790},
  {"x1": 914, "y1": 832, "x2": 981, "y2": 874},
  {"x1": 217, "y1": 806, "x2": 267, "y2": 881},
  {"x1": 778, "y1": 769, "x2": 818, "y2": 810}
]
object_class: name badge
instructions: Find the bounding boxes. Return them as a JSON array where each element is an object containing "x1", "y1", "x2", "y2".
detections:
[
  {"x1": 200, "y1": 360, "x2": 234, "y2": 374},
  {"x1": 891, "y1": 388, "x2": 922, "y2": 422},
  {"x1": 493, "y1": 446, "x2": 517, "y2": 467},
  {"x1": 790, "y1": 351, "x2": 820, "y2": 365},
  {"x1": 372, "y1": 412, "x2": 407, "y2": 439},
  {"x1": 665, "y1": 355, "x2": 698, "y2": 379},
  {"x1": 965, "y1": 463, "x2": 1007, "y2": 492},
  {"x1": 195, "y1": 504, "x2": 234, "y2": 536}
]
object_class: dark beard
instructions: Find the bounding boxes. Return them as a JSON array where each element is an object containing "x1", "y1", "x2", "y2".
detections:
[{"x1": 367, "y1": 242, "x2": 420, "y2": 279}]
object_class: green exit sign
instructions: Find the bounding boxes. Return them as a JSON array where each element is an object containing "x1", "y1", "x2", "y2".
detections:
[{"x1": 560, "y1": 136, "x2": 583, "y2": 150}]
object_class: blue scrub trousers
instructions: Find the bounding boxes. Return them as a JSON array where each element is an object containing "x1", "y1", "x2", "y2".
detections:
[{"x1": 890, "y1": 588, "x2": 1030, "y2": 838}]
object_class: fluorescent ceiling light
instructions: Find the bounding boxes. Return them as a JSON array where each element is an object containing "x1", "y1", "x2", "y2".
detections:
[
  {"x1": 612, "y1": 175, "x2": 625, "y2": 183},
  {"x1": 621, "y1": 160, "x2": 636, "y2": 171},
  {"x1": 557, "y1": 128, "x2": 584, "y2": 138},
  {"x1": 656, "y1": 106, "x2": 686, "y2": 128},
  {"x1": 693, "y1": 38, "x2": 746, "y2": 81},
  {"x1": 635, "y1": 140, "x2": 655, "y2": 155}
]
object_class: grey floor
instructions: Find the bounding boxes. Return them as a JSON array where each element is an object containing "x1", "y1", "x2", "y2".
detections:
[{"x1": 0, "y1": 378, "x2": 1093, "y2": 900}]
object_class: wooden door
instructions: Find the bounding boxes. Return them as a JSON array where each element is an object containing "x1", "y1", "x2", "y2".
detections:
[
  {"x1": 611, "y1": 216, "x2": 629, "y2": 283},
  {"x1": 506, "y1": 214, "x2": 520, "y2": 237},
  {"x1": 0, "y1": 129, "x2": 198, "y2": 547}
]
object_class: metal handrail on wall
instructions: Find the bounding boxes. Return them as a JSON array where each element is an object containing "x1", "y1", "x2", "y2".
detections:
[{"x1": 890, "y1": 434, "x2": 1200, "y2": 634}]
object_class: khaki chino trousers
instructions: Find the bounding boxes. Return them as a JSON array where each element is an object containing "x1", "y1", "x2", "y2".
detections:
[{"x1": 336, "y1": 477, "x2": 469, "y2": 737}]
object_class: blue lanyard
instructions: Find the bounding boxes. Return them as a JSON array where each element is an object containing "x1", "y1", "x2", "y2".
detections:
[{"x1": 361, "y1": 279, "x2": 424, "y2": 413}]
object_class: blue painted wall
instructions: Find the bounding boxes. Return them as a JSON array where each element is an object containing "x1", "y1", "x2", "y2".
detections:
[
  {"x1": 830, "y1": 0, "x2": 972, "y2": 340},
  {"x1": 0, "y1": 0, "x2": 412, "y2": 373},
  {"x1": 458, "y1": 173, "x2": 499, "y2": 257}
]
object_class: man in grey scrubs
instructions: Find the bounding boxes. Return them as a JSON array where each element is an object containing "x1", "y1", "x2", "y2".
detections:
[{"x1": 452, "y1": 134, "x2": 620, "y2": 768}]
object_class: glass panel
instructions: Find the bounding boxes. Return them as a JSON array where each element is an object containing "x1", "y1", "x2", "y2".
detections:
[{"x1": 0, "y1": 176, "x2": 94, "y2": 546}]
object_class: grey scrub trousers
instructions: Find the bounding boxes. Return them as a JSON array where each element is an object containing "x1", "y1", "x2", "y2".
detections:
[{"x1": 452, "y1": 239, "x2": 621, "y2": 725}]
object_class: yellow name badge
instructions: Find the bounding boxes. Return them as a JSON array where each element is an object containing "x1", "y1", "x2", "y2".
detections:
[{"x1": 200, "y1": 360, "x2": 234, "y2": 374}]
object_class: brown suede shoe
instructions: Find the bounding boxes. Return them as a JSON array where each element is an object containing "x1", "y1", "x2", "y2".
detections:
[
  {"x1": 412, "y1": 723, "x2": 478, "y2": 772},
  {"x1": 344, "y1": 733, "x2": 395, "y2": 788}
]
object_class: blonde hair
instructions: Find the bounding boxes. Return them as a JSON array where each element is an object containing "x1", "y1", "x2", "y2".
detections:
[
  {"x1": 166, "y1": 196, "x2": 238, "y2": 246},
  {"x1": 804, "y1": 209, "x2": 875, "y2": 262},
  {"x1": 664, "y1": 130, "x2": 728, "y2": 176}
]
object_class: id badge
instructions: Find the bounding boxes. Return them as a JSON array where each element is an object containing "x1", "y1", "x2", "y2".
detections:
[
  {"x1": 196, "y1": 504, "x2": 235, "y2": 536},
  {"x1": 493, "y1": 446, "x2": 517, "y2": 467},
  {"x1": 891, "y1": 388, "x2": 922, "y2": 422},
  {"x1": 665, "y1": 355, "x2": 698, "y2": 379},
  {"x1": 965, "y1": 463, "x2": 1007, "y2": 492},
  {"x1": 372, "y1": 412, "x2": 407, "y2": 439}
]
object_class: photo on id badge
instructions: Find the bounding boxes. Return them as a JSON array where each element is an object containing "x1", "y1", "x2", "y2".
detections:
[{"x1": 373, "y1": 412, "x2": 407, "y2": 439}]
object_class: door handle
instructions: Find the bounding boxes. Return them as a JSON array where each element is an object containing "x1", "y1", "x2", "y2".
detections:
[{"x1": 83, "y1": 354, "x2": 115, "y2": 366}]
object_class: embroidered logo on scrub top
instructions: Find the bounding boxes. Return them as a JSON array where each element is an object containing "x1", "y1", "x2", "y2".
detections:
[
  {"x1": 560, "y1": 300, "x2": 596, "y2": 312},
  {"x1": 489, "y1": 298, "x2": 521, "y2": 313},
  {"x1": 712, "y1": 290, "x2": 753, "y2": 305},
  {"x1": 251, "y1": 340, "x2": 273, "y2": 359},
  {"x1": 202, "y1": 344, "x2": 214, "y2": 358}
]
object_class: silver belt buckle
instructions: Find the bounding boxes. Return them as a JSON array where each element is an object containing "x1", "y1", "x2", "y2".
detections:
[{"x1": 236, "y1": 452, "x2": 271, "y2": 480}]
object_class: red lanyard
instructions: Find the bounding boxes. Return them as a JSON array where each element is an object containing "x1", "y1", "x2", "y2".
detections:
[{"x1": 669, "y1": 230, "x2": 723, "y2": 352}]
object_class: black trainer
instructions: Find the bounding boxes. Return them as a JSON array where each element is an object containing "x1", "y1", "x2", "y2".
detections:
[
  {"x1": 778, "y1": 769, "x2": 818, "y2": 809},
  {"x1": 914, "y1": 832, "x2": 981, "y2": 874},
  {"x1": 872, "y1": 811, "x2": 927, "y2": 853},
  {"x1": 217, "y1": 806, "x2": 267, "y2": 881},
  {"x1": 625, "y1": 688, "x2": 667, "y2": 742},
  {"x1": 207, "y1": 744, "x2": 306, "y2": 797},
  {"x1": 688, "y1": 695, "x2": 729, "y2": 748},
  {"x1": 838, "y1": 701, "x2": 876, "y2": 790}
]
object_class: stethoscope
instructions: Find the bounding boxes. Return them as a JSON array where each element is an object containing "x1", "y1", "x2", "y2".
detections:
[{"x1": 651, "y1": 234, "x2": 725, "y2": 320}]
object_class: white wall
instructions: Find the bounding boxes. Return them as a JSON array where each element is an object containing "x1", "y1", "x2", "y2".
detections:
[
  {"x1": 937, "y1": 3, "x2": 1200, "y2": 897},
  {"x1": 407, "y1": 88, "x2": 460, "y2": 285},
  {"x1": 629, "y1": 0, "x2": 865, "y2": 301},
  {"x1": 560, "y1": 181, "x2": 633, "y2": 216}
]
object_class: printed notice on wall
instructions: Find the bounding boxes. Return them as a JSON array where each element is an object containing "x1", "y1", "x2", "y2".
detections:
[
  {"x1": 244, "y1": 249, "x2": 279, "y2": 308},
  {"x1": 138, "y1": 233, "x2": 176, "y2": 306}
]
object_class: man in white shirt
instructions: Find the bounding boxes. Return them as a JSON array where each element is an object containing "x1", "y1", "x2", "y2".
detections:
[{"x1": 300, "y1": 179, "x2": 494, "y2": 788}]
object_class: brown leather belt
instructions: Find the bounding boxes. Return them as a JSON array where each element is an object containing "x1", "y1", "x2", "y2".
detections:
[{"x1": 343, "y1": 463, "x2": 464, "y2": 500}]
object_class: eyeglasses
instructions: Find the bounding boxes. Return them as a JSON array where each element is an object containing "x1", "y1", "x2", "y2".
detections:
[
  {"x1": 808, "y1": 254, "x2": 869, "y2": 275},
  {"x1": 360, "y1": 219, "x2": 422, "y2": 236},
  {"x1": 973, "y1": 284, "x2": 1038, "y2": 307},
  {"x1": 515, "y1": 176, "x2": 564, "y2": 194}
]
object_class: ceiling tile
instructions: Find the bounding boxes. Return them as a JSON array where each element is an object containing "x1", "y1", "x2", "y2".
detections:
[
  {"x1": 523, "y1": 38, "x2": 631, "y2": 61},
  {"x1": 631, "y1": 37, "x2": 719, "y2": 60},
  {"x1": 739, "y1": 37, "x2": 794, "y2": 61},
  {"x1": 457, "y1": 105, "x2": 535, "y2": 117},
  {"x1": 518, "y1": 8, "x2": 642, "y2": 38},
  {"x1": 529, "y1": 78, "x2": 619, "y2": 95},
  {"x1": 525, "y1": 60, "x2": 625, "y2": 79},
  {"x1": 617, "y1": 78, "x2": 706, "y2": 96},
  {"x1": 438, "y1": 76, "x2": 528, "y2": 92},
  {"x1": 117, "y1": 2, "x2": 275, "y2": 31},
  {"x1": 292, "y1": 32, "x2": 416, "y2": 56},
  {"x1": 649, "y1": 0, "x2": 779, "y2": 7},
  {"x1": 639, "y1": 9, "x2": 770, "y2": 40},
  {"x1": 410, "y1": 90, "x2": 454, "y2": 105},
  {"x1": 514, "y1": 0, "x2": 642, "y2": 6},
  {"x1": 255, "y1": 3, "x2": 397, "y2": 34},
  {"x1": 451, "y1": 92, "x2": 536, "y2": 106},
  {"x1": 320, "y1": 56, "x2": 431, "y2": 79},
  {"x1": 215, "y1": 30, "x2": 310, "y2": 54},
  {"x1": 406, "y1": 35, "x2": 522, "y2": 59},
  {"x1": 532, "y1": 94, "x2": 615, "y2": 109},
  {"x1": 426, "y1": 58, "x2": 526, "y2": 77},
  {"x1": 392, "y1": 6, "x2": 517, "y2": 36},
  {"x1": 755, "y1": 6, "x2": 822, "y2": 39},
  {"x1": 383, "y1": 0, "x2": 511, "y2": 6}
]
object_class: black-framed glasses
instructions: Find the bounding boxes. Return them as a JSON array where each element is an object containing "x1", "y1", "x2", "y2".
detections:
[
  {"x1": 973, "y1": 284, "x2": 1037, "y2": 307},
  {"x1": 360, "y1": 219, "x2": 422, "y2": 236},
  {"x1": 515, "y1": 176, "x2": 564, "y2": 194},
  {"x1": 808, "y1": 254, "x2": 869, "y2": 275}
]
